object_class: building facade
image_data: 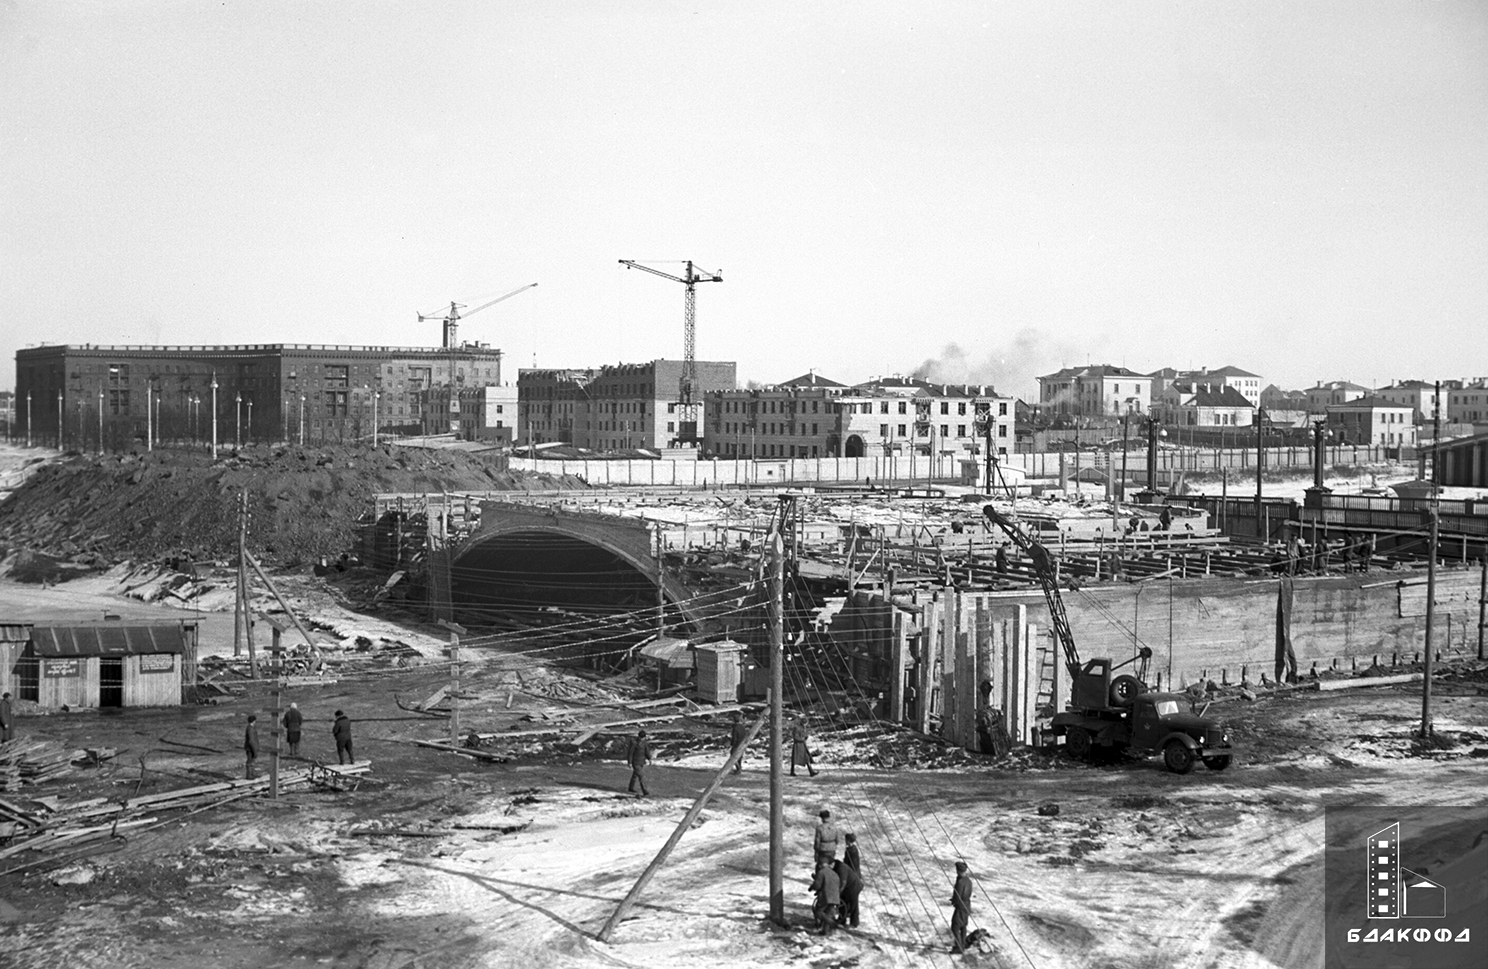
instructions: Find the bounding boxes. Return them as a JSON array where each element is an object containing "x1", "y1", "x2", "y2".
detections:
[
  {"x1": 1374, "y1": 381, "x2": 1454, "y2": 424},
  {"x1": 1148, "y1": 366, "x2": 1262, "y2": 408},
  {"x1": 1303, "y1": 380, "x2": 1368, "y2": 413},
  {"x1": 1037, "y1": 365, "x2": 1152, "y2": 417},
  {"x1": 1447, "y1": 381, "x2": 1488, "y2": 425},
  {"x1": 703, "y1": 373, "x2": 1014, "y2": 463},
  {"x1": 14, "y1": 343, "x2": 505, "y2": 449},
  {"x1": 1325, "y1": 397, "x2": 1417, "y2": 446},
  {"x1": 516, "y1": 359, "x2": 737, "y2": 450},
  {"x1": 1154, "y1": 384, "x2": 1255, "y2": 427}
]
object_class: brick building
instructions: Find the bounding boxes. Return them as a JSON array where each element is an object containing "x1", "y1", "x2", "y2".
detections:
[
  {"x1": 14, "y1": 343, "x2": 504, "y2": 449},
  {"x1": 1037, "y1": 365, "x2": 1152, "y2": 417},
  {"x1": 516, "y1": 359, "x2": 737, "y2": 450},
  {"x1": 1325, "y1": 397, "x2": 1417, "y2": 446}
]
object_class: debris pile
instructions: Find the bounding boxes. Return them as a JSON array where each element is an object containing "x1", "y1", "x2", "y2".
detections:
[{"x1": 0, "y1": 739, "x2": 78, "y2": 791}]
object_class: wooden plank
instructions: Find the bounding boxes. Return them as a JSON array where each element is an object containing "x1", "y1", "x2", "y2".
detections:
[{"x1": 411, "y1": 740, "x2": 509, "y2": 763}]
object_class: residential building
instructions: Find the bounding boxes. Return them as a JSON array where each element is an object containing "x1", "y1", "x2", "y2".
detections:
[
  {"x1": 1154, "y1": 383, "x2": 1254, "y2": 427},
  {"x1": 1447, "y1": 380, "x2": 1488, "y2": 424},
  {"x1": 1324, "y1": 397, "x2": 1417, "y2": 447},
  {"x1": 1147, "y1": 366, "x2": 1262, "y2": 408},
  {"x1": 1036, "y1": 365, "x2": 1151, "y2": 417},
  {"x1": 13, "y1": 343, "x2": 505, "y2": 448},
  {"x1": 1260, "y1": 385, "x2": 1308, "y2": 412},
  {"x1": 703, "y1": 373, "x2": 1014, "y2": 461},
  {"x1": 1303, "y1": 381, "x2": 1368, "y2": 413},
  {"x1": 428, "y1": 384, "x2": 518, "y2": 444},
  {"x1": 1374, "y1": 380, "x2": 1457, "y2": 424},
  {"x1": 516, "y1": 359, "x2": 737, "y2": 450}
]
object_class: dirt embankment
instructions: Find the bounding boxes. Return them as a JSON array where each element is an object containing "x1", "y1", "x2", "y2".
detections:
[{"x1": 0, "y1": 444, "x2": 584, "y2": 574}]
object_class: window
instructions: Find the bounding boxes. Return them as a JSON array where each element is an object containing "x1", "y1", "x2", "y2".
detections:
[
  {"x1": 897, "y1": 402, "x2": 907, "y2": 414},
  {"x1": 940, "y1": 424, "x2": 949, "y2": 437},
  {"x1": 666, "y1": 421, "x2": 675, "y2": 432},
  {"x1": 957, "y1": 424, "x2": 966, "y2": 437},
  {"x1": 898, "y1": 424, "x2": 907, "y2": 436},
  {"x1": 811, "y1": 423, "x2": 818, "y2": 435},
  {"x1": 940, "y1": 402, "x2": 949, "y2": 415},
  {"x1": 880, "y1": 402, "x2": 889, "y2": 414},
  {"x1": 957, "y1": 403, "x2": 966, "y2": 415},
  {"x1": 325, "y1": 364, "x2": 349, "y2": 389},
  {"x1": 998, "y1": 403, "x2": 1007, "y2": 416},
  {"x1": 998, "y1": 426, "x2": 1007, "y2": 437},
  {"x1": 107, "y1": 363, "x2": 129, "y2": 386},
  {"x1": 880, "y1": 424, "x2": 889, "y2": 437},
  {"x1": 326, "y1": 391, "x2": 348, "y2": 417},
  {"x1": 109, "y1": 390, "x2": 129, "y2": 415}
]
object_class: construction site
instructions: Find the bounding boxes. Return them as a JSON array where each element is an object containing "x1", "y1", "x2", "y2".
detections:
[{"x1": 0, "y1": 437, "x2": 1485, "y2": 969}]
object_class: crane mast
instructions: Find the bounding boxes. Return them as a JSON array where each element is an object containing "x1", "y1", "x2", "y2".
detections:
[{"x1": 618, "y1": 259, "x2": 722, "y2": 446}]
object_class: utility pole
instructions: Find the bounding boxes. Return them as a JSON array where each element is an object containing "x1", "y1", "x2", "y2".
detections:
[
  {"x1": 1477, "y1": 556, "x2": 1485, "y2": 661},
  {"x1": 438, "y1": 619, "x2": 466, "y2": 744},
  {"x1": 1255, "y1": 407, "x2": 1266, "y2": 532},
  {"x1": 654, "y1": 525, "x2": 666, "y2": 637},
  {"x1": 767, "y1": 500, "x2": 787, "y2": 925},
  {"x1": 1422, "y1": 384, "x2": 1442, "y2": 738},
  {"x1": 270, "y1": 640, "x2": 282, "y2": 799},
  {"x1": 235, "y1": 490, "x2": 248, "y2": 658}
]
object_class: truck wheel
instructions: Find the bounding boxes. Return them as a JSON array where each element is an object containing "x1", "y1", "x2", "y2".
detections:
[
  {"x1": 1202, "y1": 755, "x2": 1232, "y2": 771},
  {"x1": 1109, "y1": 675, "x2": 1142, "y2": 708},
  {"x1": 1163, "y1": 740, "x2": 1196, "y2": 775},
  {"x1": 1065, "y1": 727, "x2": 1092, "y2": 761}
]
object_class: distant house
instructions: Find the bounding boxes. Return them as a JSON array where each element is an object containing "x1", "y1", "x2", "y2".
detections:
[
  {"x1": 1260, "y1": 384, "x2": 1308, "y2": 411},
  {"x1": 1325, "y1": 397, "x2": 1417, "y2": 446},
  {"x1": 1446, "y1": 380, "x2": 1488, "y2": 424},
  {"x1": 1374, "y1": 380, "x2": 1458, "y2": 424},
  {"x1": 1156, "y1": 383, "x2": 1255, "y2": 427},
  {"x1": 1149, "y1": 366, "x2": 1263, "y2": 409},
  {"x1": 1037, "y1": 365, "x2": 1152, "y2": 417},
  {"x1": 1304, "y1": 381, "x2": 1369, "y2": 413}
]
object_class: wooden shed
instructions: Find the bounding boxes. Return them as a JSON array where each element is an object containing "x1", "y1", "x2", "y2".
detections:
[
  {"x1": 694, "y1": 640, "x2": 748, "y2": 705},
  {"x1": 4, "y1": 621, "x2": 197, "y2": 709}
]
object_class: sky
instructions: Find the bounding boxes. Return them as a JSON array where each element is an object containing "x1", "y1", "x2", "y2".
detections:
[{"x1": 2, "y1": 1, "x2": 1485, "y2": 401}]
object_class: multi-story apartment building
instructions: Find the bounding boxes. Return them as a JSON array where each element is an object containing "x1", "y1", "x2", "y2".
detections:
[
  {"x1": 703, "y1": 373, "x2": 1015, "y2": 462},
  {"x1": 1303, "y1": 381, "x2": 1368, "y2": 413},
  {"x1": 1153, "y1": 383, "x2": 1254, "y2": 427},
  {"x1": 1149, "y1": 366, "x2": 1262, "y2": 409},
  {"x1": 1036, "y1": 365, "x2": 1151, "y2": 417},
  {"x1": 1447, "y1": 380, "x2": 1488, "y2": 424},
  {"x1": 516, "y1": 359, "x2": 737, "y2": 450},
  {"x1": 13, "y1": 343, "x2": 505, "y2": 448},
  {"x1": 1374, "y1": 380, "x2": 1457, "y2": 424},
  {"x1": 1325, "y1": 397, "x2": 1417, "y2": 446}
]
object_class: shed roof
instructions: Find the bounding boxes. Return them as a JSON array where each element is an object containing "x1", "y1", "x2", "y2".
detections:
[
  {"x1": 29, "y1": 623, "x2": 188, "y2": 657},
  {"x1": 0, "y1": 624, "x2": 31, "y2": 644},
  {"x1": 638, "y1": 635, "x2": 694, "y2": 669}
]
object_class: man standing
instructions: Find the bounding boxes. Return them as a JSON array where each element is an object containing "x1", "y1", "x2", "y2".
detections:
[
  {"x1": 789, "y1": 719, "x2": 819, "y2": 777},
  {"x1": 282, "y1": 702, "x2": 303, "y2": 757},
  {"x1": 950, "y1": 860, "x2": 973, "y2": 954},
  {"x1": 833, "y1": 855, "x2": 863, "y2": 929},
  {"x1": 843, "y1": 831, "x2": 861, "y2": 876},
  {"x1": 627, "y1": 728, "x2": 651, "y2": 797},
  {"x1": 0, "y1": 692, "x2": 14, "y2": 742},
  {"x1": 813, "y1": 809, "x2": 841, "y2": 868},
  {"x1": 810, "y1": 859, "x2": 841, "y2": 935},
  {"x1": 332, "y1": 709, "x2": 354, "y2": 765},
  {"x1": 244, "y1": 714, "x2": 260, "y2": 779},
  {"x1": 728, "y1": 712, "x2": 749, "y2": 773}
]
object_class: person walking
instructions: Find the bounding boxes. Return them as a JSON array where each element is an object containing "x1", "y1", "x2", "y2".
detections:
[
  {"x1": 332, "y1": 709, "x2": 354, "y2": 765},
  {"x1": 834, "y1": 855, "x2": 863, "y2": 929},
  {"x1": 282, "y1": 702, "x2": 303, "y2": 757},
  {"x1": 843, "y1": 831, "x2": 861, "y2": 876},
  {"x1": 789, "y1": 719, "x2": 818, "y2": 777},
  {"x1": 813, "y1": 809, "x2": 841, "y2": 868},
  {"x1": 810, "y1": 859, "x2": 841, "y2": 935},
  {"x1": 728, "y1": 712, "x2": 749, "y2": 773},
  {"x1": 0, "y1": 692, "x2": 14, "y2": 742},
  {"x1": 243, "y1": 714, "x2": 260, "y2": 779},
  {"x1": 627, "y1": 728, "x2": 651, "y2": 797},
  {"x1": 950, "y1": 860, "x2": 973, "y2": 954}
]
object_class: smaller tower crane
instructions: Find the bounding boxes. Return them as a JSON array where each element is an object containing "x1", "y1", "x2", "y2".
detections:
[
  {"x1": 618, "y1": 259, "x2": 722, "y2": 446},
  {"x1": 419, "y1": 282, "x2": 538, "y2": 350}
]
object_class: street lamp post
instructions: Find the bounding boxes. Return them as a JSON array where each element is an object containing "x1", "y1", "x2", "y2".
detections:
[
  {"x1": 246, "y1": 399, "x2": 253, "y2": 445},
  {"x1": 1255, "y1": 407, "x2": 1267, "y2": 528},
  {"x1": 97, "y1": 387, "x2": 104, "y2": 455},
  {"x1": 57, "y1": 391, "x2": 64, "y2": 449},
  {"x1": 146, "y1": 384, "x2": 153, "y2": 451},
  {"x1": 24, "y1": 392, "x2": 30, "y2": 447},
  {"x1": 211, "y1": 373, "x2": 219, "y2": 459},
  {"x1": 235, "y1": 392, "x2": 242, "y2": 449},
  {"x1": 372, "y1": 388, "x2": 380, "y2": 448},
  {"x1": 298, "y1": 394, "x2": 306, "y2": 445}
]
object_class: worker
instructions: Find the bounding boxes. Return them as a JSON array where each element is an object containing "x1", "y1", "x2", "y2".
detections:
[
  {"x1": 833, "y1": 856, "x2": 863, "y2": 928},
  {"x1": 282, "y1": 702, "x2": 303, "y2": 757},
  {"x1": 332, "y1": 709, "x2": 354, "y2": 765},
  {"x1": 728, "y1": 713, "x2": 749, "y2": 774},
  {"x1": 627, "y1": 728, "x2": 651, "y2": 797},
  {"x1": 244, "y1": 714, "x2": 260, "y2": 779},
  {"x1": 810, "y1": 859, "x2": 841, "y2": 935},
  {"x1": 903, "y1": 685, "x2": 918, "y2": 725},
  {"x1": 0, "y1": 691, "x2": 14, "y2": 742},
  {"x1": 814, "y1": 809, "x2": 841, "y2": 868},
  {"x1": 975, "y1": 704, "x2": 997, "y2": 755},
  {"x1": 789, "y1": 719, "x2": 819, "y2": 777},
  {"x1": 950, "y1": 860, "x2": 973, "y2": 954},
  {"x1": 1159, "y1": 506, "x2": 1173, "y2": 530},
  {"x1": 843, "y1": 831, "x2": 861, "y2": 875}
]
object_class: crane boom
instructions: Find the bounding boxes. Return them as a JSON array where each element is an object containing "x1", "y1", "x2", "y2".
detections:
[
  {"x1": 418, "y1": 282, "x2": 538, "y2": 349},
  {"x1": 618, "y1": 259, "x2": 721, "y2": 446},
  {"x1": 982, "y1": 505, "x2": 1082, "y2": 682}
]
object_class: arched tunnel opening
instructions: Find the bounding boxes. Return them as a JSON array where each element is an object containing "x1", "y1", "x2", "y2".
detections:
[{"x1": 449, "y1": 531, "x2": 674, "y2": 642}]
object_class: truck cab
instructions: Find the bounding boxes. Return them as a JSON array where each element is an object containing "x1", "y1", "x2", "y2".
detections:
[{"x1": 1127, "y1": 692, "x2": 1233, "y2": 773}]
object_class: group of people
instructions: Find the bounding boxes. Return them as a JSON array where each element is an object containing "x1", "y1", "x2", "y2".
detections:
[
  {"x1": 809, "y1": 809, "x2": 863, "y2": 934},
  {"x1": 242, "y1": 705, "x2": 355, "y2": 778}
]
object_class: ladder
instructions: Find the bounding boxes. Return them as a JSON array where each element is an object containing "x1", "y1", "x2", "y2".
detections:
[{"x1": 1034, "y1": 638, "x2": 1059, "y2": 719}]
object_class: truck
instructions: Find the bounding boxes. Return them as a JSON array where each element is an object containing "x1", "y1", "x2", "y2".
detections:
[{"x1": 982, "y1": 505, "x2": 1236, "y2": 774}]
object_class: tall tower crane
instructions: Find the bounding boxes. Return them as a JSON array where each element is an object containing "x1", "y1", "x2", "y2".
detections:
[
  {"x1": 418, "y1": 282, "x2": 539, "y2": 350},
  {"x1": 618, "y1": 259, "x2": 722, "y2": 446}
]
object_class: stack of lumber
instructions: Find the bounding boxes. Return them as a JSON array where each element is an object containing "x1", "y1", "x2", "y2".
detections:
[
  {"x1": 0, "y1": 762, "x2": 371, "y2": 873},
  {"x1": 0, "y1": 739, "x2": 79, "y2": 791}
]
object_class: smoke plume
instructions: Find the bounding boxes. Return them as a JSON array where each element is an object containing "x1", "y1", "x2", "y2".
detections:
[{"x1": 911, "y1": 328, "x2": 1101, "y2": 401}]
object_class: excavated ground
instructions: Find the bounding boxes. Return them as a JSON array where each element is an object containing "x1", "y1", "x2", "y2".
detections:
[{"x1": 0, "y1": 443, "x2": 583, "y2": 575}]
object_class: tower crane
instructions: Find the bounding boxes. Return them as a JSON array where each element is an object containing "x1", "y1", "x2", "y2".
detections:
[
  {"x1": 618, "y1": 259, "x2": 722, "y2": 446},
  {"x1": 418, "y1": 282, "x2": 538, "y2": 350}
]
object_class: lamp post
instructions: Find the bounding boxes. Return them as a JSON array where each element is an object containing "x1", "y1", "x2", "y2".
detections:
[
  {"x1": 298, "y1": 393, "x2": 306, "y2": 445},
  {"x1": 57, "y1": 391, "x2": 64, "y2": 449},
  {"x1": 235, "y1": 392, "x2": 242, "y2": 449},
  {"x1": 1144, "y1": 415, "x2": 1165, "y2": 495},
  {"x1": 146, "y1": 384, "x2": 153, "y2": 451},
  {"x1": 372, "y1": 388, "x2": 380, "y2": 448},
  {"x1": 1255, "y1": 407, "x2": 1268, "y2": 527},
  {"x1": 24, "y1": 391, "x2": 30, "y2": 447},
  {"x1": 210, "y1": 373, "x2": 219, "y2": 459},
  {"x1": 246, "y1": 398, "x2": 253, "y2": 445},
  {"x1": 97, "y1": 387, "x2": 104, "y2": 455}
]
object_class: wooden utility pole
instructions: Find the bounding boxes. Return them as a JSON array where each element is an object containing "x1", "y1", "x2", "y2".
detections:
[
  {"x1": 1477, "y1": 557, "x2": 1486, "y2": 661},
  {"x1": 245, "y1": 553, "x2": 320, "y2": 665},
  {"x1": 270, "y1": 637, "x2": 282, "y2": 799},
  {"x1": 596, "y1": 707, "x2": 769, "y2": 943},
  {"x1": 1422, "y1": 385, "x2": 1442, "y2": 738},
  {"x1": 437, "y1": 619, "x2": 466, "y2": 744},
  {"x1": 235, "y1": 490, "x2": 248, "y2": 659},
  {"x1": 768, "y1": 502, "x2": 787, "y2": 926}
]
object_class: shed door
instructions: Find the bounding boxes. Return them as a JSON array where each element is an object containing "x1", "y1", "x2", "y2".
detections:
[
  {"x1": 100, "y1": 658, "x2": 124, "y2": 708},
  {"x1": 14, "y1": 651, "x2": 39, "y2": 702}
]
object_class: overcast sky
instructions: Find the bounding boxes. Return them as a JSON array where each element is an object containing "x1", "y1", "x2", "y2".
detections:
[{"x1": 3, "y1": 2, "x2": 1484, "y2": 400}]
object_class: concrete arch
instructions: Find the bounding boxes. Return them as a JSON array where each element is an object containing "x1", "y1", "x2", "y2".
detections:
[{"x1": 453, "y1": 502, "x2": 705, "y2": 627}]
